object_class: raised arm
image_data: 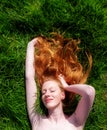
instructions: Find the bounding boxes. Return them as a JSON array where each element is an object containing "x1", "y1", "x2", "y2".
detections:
[
  {"x1": 59, "y1": 75, "x2": 95, "y2": 127},
  {"x1": 25, "y1": 38, "x2": 38, "y2": 122}
]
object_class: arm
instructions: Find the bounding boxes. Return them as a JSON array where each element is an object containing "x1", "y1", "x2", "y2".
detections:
[
  {"x1": 59, "y1": 75, "x2": 95, "y2": 126},
  {"x1": 25, "y1": 38, "x2": 38, "y2": 123}
]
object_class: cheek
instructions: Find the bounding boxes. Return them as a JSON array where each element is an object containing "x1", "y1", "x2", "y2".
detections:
[{"x1": 55, "y1": 92, "x2": 64, "y2": 101}]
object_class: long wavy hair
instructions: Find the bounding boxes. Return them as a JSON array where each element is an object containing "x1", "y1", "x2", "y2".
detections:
[{"x1": 34, "y1": 32, "x2": 92, "y2": 114}]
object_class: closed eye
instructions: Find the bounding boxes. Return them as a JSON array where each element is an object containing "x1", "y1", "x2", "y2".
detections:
[
  {"x1": 50, "y1": 90, "x2": 55, "y2": 93},
  {"x1": 42, "y1": 90, "x2": 46, "y2": 95}
]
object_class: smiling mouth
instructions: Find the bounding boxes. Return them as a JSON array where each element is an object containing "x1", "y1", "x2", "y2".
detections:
[{"x1": 45, "y1": 98, "x2": 53, "y2": 103}]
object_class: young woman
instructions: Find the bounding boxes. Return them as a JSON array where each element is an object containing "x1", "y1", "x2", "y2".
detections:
[{"x1": 25, "y1": 34, "x2": 95, "y2": 130}]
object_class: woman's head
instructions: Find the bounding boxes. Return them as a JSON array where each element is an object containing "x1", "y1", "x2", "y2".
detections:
[
  {"x1": 41, "y1": 79, "x2": 65, "y2": 110},
  {"x1": 37, "y1": 77, "x2": 76, "y2": 115}
]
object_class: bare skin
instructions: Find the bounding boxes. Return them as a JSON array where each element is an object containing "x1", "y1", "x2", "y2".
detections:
[{"x1": 25, "y1": 38, "x2": 95, "y2": 130}]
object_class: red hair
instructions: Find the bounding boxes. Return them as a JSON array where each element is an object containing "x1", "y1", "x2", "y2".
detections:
[{"x1": 34, "y1": 33, "x2": 92, "y2": 86}]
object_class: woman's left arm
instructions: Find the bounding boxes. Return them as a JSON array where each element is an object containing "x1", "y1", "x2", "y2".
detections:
[{"x1": 59, "y1": 75, "x2": 95, "y2": 126}]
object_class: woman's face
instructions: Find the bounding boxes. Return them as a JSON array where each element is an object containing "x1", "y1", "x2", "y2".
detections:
[{"x1": 41, "y1": 80, "x2": 65, "y2": 109}]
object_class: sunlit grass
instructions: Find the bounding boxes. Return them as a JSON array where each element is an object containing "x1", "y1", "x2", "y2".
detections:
[{"x1": 0, "y1": 0, "x2": 107, "y2": 129}]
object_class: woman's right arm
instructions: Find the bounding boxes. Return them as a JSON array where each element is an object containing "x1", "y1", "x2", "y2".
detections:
[{"x1": 25, "y1": 38, "x2": 38, "y2": 123}]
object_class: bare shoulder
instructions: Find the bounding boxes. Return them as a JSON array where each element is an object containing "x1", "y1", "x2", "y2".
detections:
[
  {"x1": 32, "y1": 114, "x2": 47, "y2": 127},
  {"x1": 32, "y1": 115, "x2": 53, "y2": 130}
]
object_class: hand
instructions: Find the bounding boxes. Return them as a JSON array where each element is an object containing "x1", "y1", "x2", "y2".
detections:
[
  {"x1": 28, "y1": 38, "x2": 38, "y2": 47},
  {"x1": 58, "y1": 74, "x2": 69, "y2": 89}
]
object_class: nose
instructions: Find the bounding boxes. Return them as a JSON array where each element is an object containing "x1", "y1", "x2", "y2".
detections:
[{"x1": 44, "y1": 90, "x2": 51, "y2": 97}]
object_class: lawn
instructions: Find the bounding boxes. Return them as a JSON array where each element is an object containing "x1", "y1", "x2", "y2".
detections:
[{"x1": 0, "y1": 0, "x2": 107, "y2": 130}]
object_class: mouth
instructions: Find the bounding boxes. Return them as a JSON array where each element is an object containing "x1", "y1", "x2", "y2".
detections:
[{"x1": 45, "y1": 98, "x2": 53, "y2": 103}]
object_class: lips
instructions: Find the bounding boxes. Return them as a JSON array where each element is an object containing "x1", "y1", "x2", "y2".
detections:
[{"x1": 45, "y1": 98, "x2": 53, "y2": 103}]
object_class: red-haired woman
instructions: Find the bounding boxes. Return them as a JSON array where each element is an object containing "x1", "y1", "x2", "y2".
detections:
[{"x1": 25, "y1": 34, "x2": 95, "y2": 130}]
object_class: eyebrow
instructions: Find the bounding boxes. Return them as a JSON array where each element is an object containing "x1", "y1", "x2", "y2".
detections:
[{"x1": 42, "y1": 87, "x2": 55, "y2": 91}]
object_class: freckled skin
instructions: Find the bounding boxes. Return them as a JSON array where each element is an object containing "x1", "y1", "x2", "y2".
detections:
[
  {"x1": 25, "y1": 38, "x2": 95, "y2": 130},
  {"x1": 41, "y1": 80, "x2": 65, "y2": 109}
]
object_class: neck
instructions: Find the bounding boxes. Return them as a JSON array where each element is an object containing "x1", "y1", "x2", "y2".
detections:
[{"x1": 48, "y1": 104, "x2": 65, "y2": 123}]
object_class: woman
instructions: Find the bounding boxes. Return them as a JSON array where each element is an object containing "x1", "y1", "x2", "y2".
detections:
[{"x1": 25, "y1": 34, "x2": 95, "y2": 130}]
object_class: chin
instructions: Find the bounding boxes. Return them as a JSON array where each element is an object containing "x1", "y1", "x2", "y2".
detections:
[
  {"x1": 45, "y1": 104, "x2": 55, "y2": 109},
  {"x1": 44, "y1": 102, "x2": 61, "y2": 110}
]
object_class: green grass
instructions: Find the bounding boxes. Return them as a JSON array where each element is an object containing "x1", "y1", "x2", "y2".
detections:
[{"x1": 0, "y1": 0, "x2": 107, "y2": 129}]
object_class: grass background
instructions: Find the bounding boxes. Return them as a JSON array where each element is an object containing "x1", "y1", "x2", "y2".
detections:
[{"x1": 0, "y1": 0, "x2": 107, "y2": 129}]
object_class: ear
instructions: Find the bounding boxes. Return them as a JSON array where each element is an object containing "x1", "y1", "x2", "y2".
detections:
[{"x1": 61, "y1": 91, "x2": 65, "y2": 100}]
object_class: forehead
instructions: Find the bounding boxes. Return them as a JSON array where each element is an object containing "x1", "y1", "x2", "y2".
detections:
[{"x1": 42, "y1": 80, "x2": 59, "y2": 90}]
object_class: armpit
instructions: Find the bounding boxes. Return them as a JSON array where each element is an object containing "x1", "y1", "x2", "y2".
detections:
[
  {"x1": 32, "y1": 113, "x2": 41, "y2": 127},
  {"x1": 69, "y1": 113, "x2": 82, "y2": 127}
]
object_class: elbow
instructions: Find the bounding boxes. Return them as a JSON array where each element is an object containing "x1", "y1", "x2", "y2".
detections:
[
  {"x1": 85, "y1": 85, "x2": 96, "y2": 102},
  {"x1": 25, "y1": 71, "x2": 35, "y2": 80},
  {"x1": 87, "y1": 85, "x2": 95, "y2": 96}
]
